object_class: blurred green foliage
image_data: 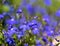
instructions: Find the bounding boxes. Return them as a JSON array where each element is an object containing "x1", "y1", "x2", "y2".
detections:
[
  {"x1": 8, "y1": 0, "x2": 22, "y2": 9},
  {"x1": 2, "y1": 5, "x2": 10, "y2": 12},
  {"x1": 0, "y1": 0, "x2": 22, "y2": 13},
  {"x1": 0, "y1": 0, "x2": 60, "y2": 14}
]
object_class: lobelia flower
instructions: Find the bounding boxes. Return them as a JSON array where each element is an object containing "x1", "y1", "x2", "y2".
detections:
[
  {"x1": 19, "y1": 18, "x2": 26, "y2": 24},
  {"x1": 16, "y1": 31, "x2": 24, "y2": 39},
  {"x1": 6, "y1": 38, "x2": 12, "y2": 44},
  {"x1": 0, "y1": 14, "x2": 4, "y2": 19},
  {"x1": 19, "y1": 25, "x2": 27, "y2": 32},
  {"x1": 2, "y1": 12, "x2": 11, "y2": 18},
  {"x1": 43, "y1": 0, "x2": 52, "y2": 6},
  {"x1": 16, "y1": 8, "x2": 22, "y2": 13},
  {"x1": 55, "y1": 9, "x2": 60, "y2": 17},
  {"x1": 7, "y1": 25, "x2": 13, "y2": 30},
  {"x1": 26, "y1": 4, "x2": 35, "y2": 16},
  {"x1": 3, "y1": 12, "x2": 8, "y2": 16},
  {"x1": 49, "y1": 42, "x2": 54, "y2": 46},
  {"x1": 44, "y1": 26, "x2": 52, "y2": 36},
  {"x1": 46, "y1": 30, "x2": 54, "y2": 36},
  {"x1": 40, "y1": 7, "x2": 47, "y2": 14},
  {"x1": 7, "y1": 27, "x2": 17, "y2": 37},
  {"x1": 36, "y1": 40, "x2": 42, "y2": 46},
  {"x1": 32, "y1": 21, "x2": 41, "y2": 29},
  {"x1": 9, "y1": 6, "x2": 14, "y2": 13},
  {"x1": 31, "y1": 25, "x2": 38, "y2": 29},
  {"x1": 6, "y1": 37, "x2": 15, "y2": 46},
  {"x1": 18, "y1": 13, "x2": 26, "y2": 24},
  {"x1": 3, "y1": 0, "x2": 10, "y2": 5},
  {"x1": 42, "y1": 14, "x2": 50, "y2": 24},
  {"x1": 42, "y1": 36, "x2": 48, "y2": 43},
  {"x1": 6, "y1": 26, "x2": 17, "y2": 37},
  {"x1": 24, "y1": 43, "x2": 28, "y2": 46},
  {"x1": 32, "y1": 28, "x2": 39, "y2": 35},
  {"x1": 28, "y1": 19, "x2": 38, "y2": 27},
  {"x1": 6, "y1": 18, "x2": 16, "y2": 25},
  {"x1": 36, "y1": 40, "x2": 40, "y2": 44},
  {"x1": 36, "y1": 44, "x2": 42, "y2": 46},
  {"x1": 19, "y1": 24, "x2": 30, "y2": 32},
  {"x1": 44, "y1": 25, "x2": 55, "y2": 34},
  {"x1": 31, "y1": 19, "x2": 38, "y2": 24},
  {"x1": 2, "y1": 30, "x2": 9, "y2": 38}
]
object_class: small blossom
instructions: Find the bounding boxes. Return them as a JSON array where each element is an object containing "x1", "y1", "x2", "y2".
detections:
[
  {"x1": 55, "y1": 9, "x2": 60, "y2": 17},
  {"x1": 32, "y1": 28, "x2": 39, "y2": 35},
  {"x1": 0, "y1": 14, "x2": 4, "y2": 19},
  {"x1": 24, "y1": 43, "x2": 28, "y2": 46},
  {"x1": 44, "y1": 0, "x2": 52, "y2": 6}
]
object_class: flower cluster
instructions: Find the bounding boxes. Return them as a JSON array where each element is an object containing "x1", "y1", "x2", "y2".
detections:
[{"x1": 0, "y1": 0, "x2": 60, "y2": 46}]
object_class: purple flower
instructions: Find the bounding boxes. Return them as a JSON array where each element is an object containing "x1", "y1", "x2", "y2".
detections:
[
  {"x1": 19, "y1": 18, "x2": 26, "y2": 24},
  {"x1": 0, "y1": 14, "x2": 4, "y2": 19},
  {"x1": 19, "y1": 25, "x2": 27, "y2": 31},
  {"x1": 39, "y1": 7, "x2": 47, "y2": 14},
  {"x1": 3, "y1": 0, "x2": 10, "y2": 5},
  {"x1": 42, "y1": 14, "x2": 50, "y2": 23},
  {"x1": 9, "y1": 6, "x2": 14, "y2": 13},
  {"x1": 7, "y1": 25, "x2": 13, "y2": 30},
  {"x1": 28, "y1": 19, "x2": 38, "y2": 27},
  {"x1": 32, "y1": 28, "x2": 39, "y2": 35},
  {"x1": 32, "y1": 22, "x2": 41, "y2": 29},
  {"x1": 6, "y1": 38, "x2": 15, "y2": 45},
  {"x1": 36, "y1": 40, "x2": 40, "y2": 44},
  {"x1": 42, "y1": 36, "x2": 48, "y2": 43},
  {"x1": 46, "y1": 30, "x2": 54, "y2": 36},
  {"x1": 7, "y1": 27, "x2": 18, "y2": 37},
  {"x1": 31, "y1": 25, "x2": 38, "y2": 29},
  {"x1": 16, "y1": 31, "x2": 24, "y2": 39},
  {"x1": 19, "y1": 24, "x2": 30, "y2": 32},
  {"x1": 26, "y1": 4, "x2": 35, "y2": 15},
  {"x1": 6, "y1": 38, "x2": 12, "y2": 44},
  {"x1": 16, "y1": 9, "x2": 22, "y2": 13},
  {"x1": 6, "y1": 18, "x2": 16, "y2": 25},
  {"x1": 36, "y1": 40, "x2": 42, "y2": 46},
  {"x1": 24, "y1": 43, "x2": 28, "y2": 46},
  {"x1": 44, "y1": 25, "x2": 54, "y2": 36},
  {"x1": 36, "y1": 44, "x2": 42, "y2": 46},
  {"x1": 44, "y1": 25, "x2": 50, "y2": 31},
  {"x1": 2, "y1": 30, "x2": 9, "y2": 38},
  {"x1": 44, "y1": 0, "x2": 52, "y2": 6},
  {"x1": 55, "y1": 9, "x2": 60, "y2": 17},
  {"x1": 31, "y1": 19, "x2": 38, "y2": 24},
  {"x1": 49, "y1": 43, "x2": 54, "y2": 46},
  {"x1": 19, "y1": 13, "x2": 26, "y2": 24}
]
